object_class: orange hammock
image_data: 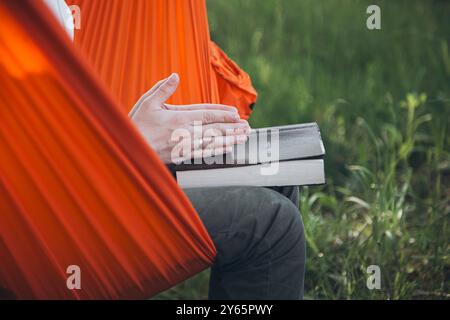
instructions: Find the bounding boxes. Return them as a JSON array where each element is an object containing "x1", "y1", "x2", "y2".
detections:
[
  {"x1": 67, "y1": 0, "x2": 257, "y2": 119},
  {"x1": 0, "y1": 0, "x2": 215, "y2": 299}
]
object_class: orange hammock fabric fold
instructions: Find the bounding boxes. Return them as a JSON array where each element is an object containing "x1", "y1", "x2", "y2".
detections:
[
  {"x1": 0, "y1": 0, "x2": 216, "y2": 299},
  {"x1": 68, "y1": 0, "x2": 257, "y2": 119}
]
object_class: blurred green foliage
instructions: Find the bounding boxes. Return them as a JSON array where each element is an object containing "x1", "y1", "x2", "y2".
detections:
[{"x1": 157, "y1": 0, "x2": 449, "y2": 299}]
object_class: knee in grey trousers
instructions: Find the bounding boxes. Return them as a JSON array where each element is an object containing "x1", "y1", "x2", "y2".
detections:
[{"x1": 185, "y1": 186, "x2": 305, "y2": 300}]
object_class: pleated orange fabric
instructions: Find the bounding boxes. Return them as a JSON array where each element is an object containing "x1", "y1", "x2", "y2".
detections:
[
  {"x1": 68, "y1": 0, "x2": 257, "y2": 119},
  {"x1": 0, "y1": 0, "x2": 216, "y2": 299}
]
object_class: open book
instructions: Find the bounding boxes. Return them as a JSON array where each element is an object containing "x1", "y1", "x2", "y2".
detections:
[{"x1": 169, "y1": 122, "x2": 326, "y2": 188}]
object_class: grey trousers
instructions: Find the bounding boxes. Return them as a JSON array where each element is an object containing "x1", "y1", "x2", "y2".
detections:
[{"x1": 184, "y1": 186, "x2": 305, "y2": 300}]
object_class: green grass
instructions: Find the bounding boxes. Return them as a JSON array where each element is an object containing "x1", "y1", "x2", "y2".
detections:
[{"x1": 157, "y1": 0, "x2": 449, "y2": 299}]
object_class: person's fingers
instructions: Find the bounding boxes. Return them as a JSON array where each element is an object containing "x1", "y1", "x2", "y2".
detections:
[
  {"x1": 129, "y1": 77, "x2": 169, "y2": 118},
  {"x1": 172, "y1": 146, "x2": 233, "y2": 164},
  {"x1": 192, "y1": 145, "x2": 234, "y2": 159},
  {"x1": 173, "y1": 133, "x2": 246, "y2": 156},
  {"x1": 201, "y1": 135, "x2": 248, "y2": 150},
  {"x1": 164, "y1": 103, "x2": 238, "y2": 113},
  {"x1": 175, "y1": 133, "x2": 246, "y2": 151},
  {"x1": 202, "y1": 121, "x2": 250, "y2": 136},
  {"x1": 147, "y1": 73, "x2": 180, "y2": 107},
  {"x1": 184, "y1": 109, "x2": 241, "y2": 124},
  {"x1": 145, "y1": 78, "x2": 167, "y2": 97}
]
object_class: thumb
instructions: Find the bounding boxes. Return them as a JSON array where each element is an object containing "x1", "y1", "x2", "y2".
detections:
[{"x1": 148, "y1": 73, "x2": 179, "y2": 108}]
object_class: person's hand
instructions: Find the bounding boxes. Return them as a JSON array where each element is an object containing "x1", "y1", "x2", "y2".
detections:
[{"x1": 130, "y1": 73, "x2": 250, "y2": 164}]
